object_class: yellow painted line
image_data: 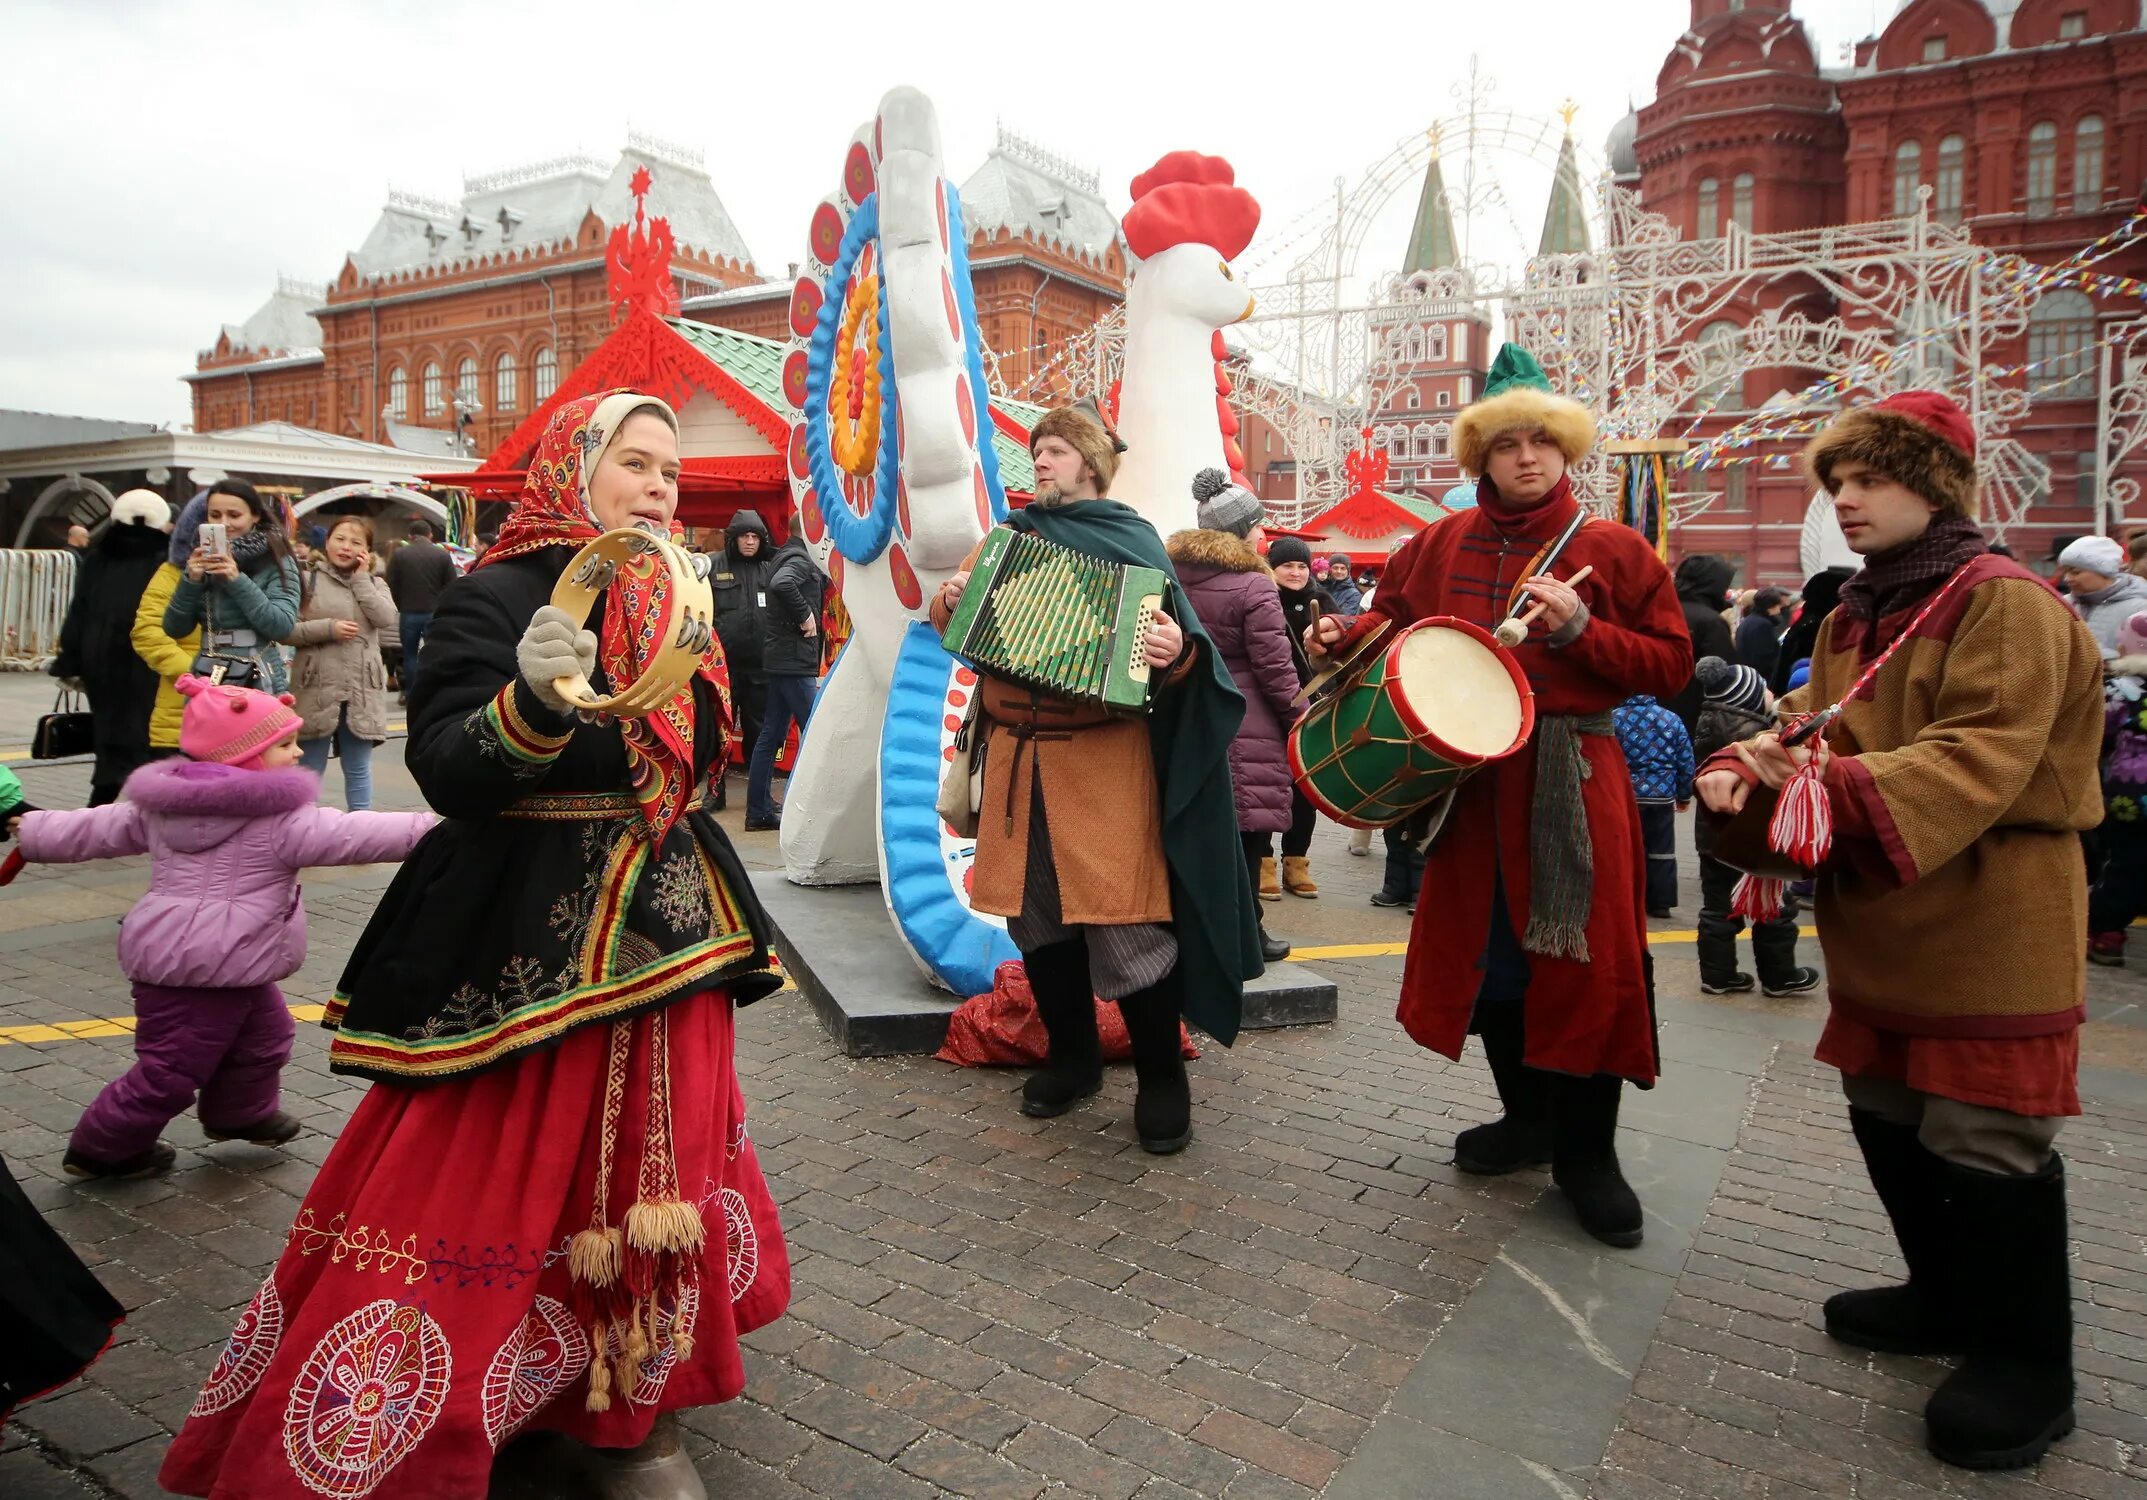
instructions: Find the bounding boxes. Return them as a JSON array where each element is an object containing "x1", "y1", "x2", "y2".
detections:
[{"x1": 1289, "y1": 925, "x2": 1821, "y2": 963}]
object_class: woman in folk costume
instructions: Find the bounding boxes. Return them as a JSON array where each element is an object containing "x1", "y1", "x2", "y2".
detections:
[
  {"x1": 1308, "y1": 346, "x2": 1692, "y2": 1248},
  {"x1": 1698, "y1": 392, "x2": 2101, "y2": 1471},
  {"x1": 932, "y1": 403, "x2": 1262, "y2": 1155},
  {"x1": 160, "y1": 391, "x2": 788, "y2": 1500}
]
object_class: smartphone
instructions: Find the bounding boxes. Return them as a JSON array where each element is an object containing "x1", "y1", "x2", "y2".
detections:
[{"x1": 199, "y1": 522, "x2": 229, "y2": 558}]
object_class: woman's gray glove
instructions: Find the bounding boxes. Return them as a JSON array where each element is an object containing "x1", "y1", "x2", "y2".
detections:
[{"x1": 517, "y1": 605, "x2": 598, "y2": 713}]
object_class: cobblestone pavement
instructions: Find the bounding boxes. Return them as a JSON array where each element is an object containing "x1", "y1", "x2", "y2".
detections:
[{"x1": 0, "y1": 714, "x2": 2142, "y2": 1499}]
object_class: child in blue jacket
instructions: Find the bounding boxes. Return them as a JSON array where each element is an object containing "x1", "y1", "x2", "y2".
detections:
[{"x1": 1613, "y1": 693, "x2": 1693, "y2": 917}]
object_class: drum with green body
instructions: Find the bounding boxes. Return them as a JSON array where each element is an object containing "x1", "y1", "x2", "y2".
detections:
[{"x1": 1288, "y1": 617, "x2": 1535, "y2": 829}]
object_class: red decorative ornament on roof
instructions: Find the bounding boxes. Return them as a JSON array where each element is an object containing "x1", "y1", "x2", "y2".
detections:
[
  {"x1": 1343, "y1": 426, "x2": 1389, "y2": 496},
  {"x1": 607, "y1": 166, "x2": 681, "y2": 321},
  {"x1": 1122, "y1": 151, "x2": 1260, "y2": 262}
]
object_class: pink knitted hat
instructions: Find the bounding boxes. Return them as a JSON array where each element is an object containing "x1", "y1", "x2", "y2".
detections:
[
  {"x1": 2120, "y1": 610, "x2": 2147, "y2": 660},
  {"x1": 175, "y1": 674, "x2": 303, "y2": 769}
]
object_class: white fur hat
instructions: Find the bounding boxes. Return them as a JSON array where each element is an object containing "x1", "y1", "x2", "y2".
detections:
[
  {"x1": 109, "y1": 489, "x2": 172, "y2": 531},
  {"x1": 2058, "y1": 534, "x2": 2124, "y2": 577}
]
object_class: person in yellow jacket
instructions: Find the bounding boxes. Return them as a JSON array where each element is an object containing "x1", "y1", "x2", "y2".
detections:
[{"x1": 132, "y1": 498, "x2": 205, "y2": 751}]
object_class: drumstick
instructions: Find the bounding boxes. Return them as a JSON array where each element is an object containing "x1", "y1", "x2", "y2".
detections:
[{"x1": 1493, "y1": 565, "x2": 1594, "y2": 648}]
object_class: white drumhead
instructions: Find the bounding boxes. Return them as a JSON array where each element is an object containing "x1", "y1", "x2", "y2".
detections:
[{"x1": 1394, "y1": 626, "x2": 1524, "y2": 757}]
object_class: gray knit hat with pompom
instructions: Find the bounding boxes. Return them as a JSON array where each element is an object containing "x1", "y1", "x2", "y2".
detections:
[
  {"x1": 1695, "y1": 655, "x2": 1770, "y2": 717},
  {"x1": 1191, "y1": 467, "x2": 1263, "y2": 539}
]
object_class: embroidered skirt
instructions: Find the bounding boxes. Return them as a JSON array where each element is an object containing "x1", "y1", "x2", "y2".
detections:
[{"x1": 158, "y1": 988, "x2": 787, "y2": 1500}]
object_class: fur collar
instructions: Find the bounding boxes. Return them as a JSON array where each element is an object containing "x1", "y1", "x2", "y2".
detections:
[
  {"x1": 1165, "y1": 528, "x2": 1270, "y2": 575},
  {"x1": 123, "y1": 758, "x2": 319, "y2": 816}
]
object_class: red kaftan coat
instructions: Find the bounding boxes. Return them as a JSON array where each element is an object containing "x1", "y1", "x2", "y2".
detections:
[{"x1": 1345, "y1": 480, "x2": 1692, "y2": 1083}]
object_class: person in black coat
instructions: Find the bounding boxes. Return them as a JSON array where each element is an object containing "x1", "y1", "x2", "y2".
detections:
[
  {"x1": 1769, "y1": 568, "x2": 1854, "y2": 695},
  {"x1": 51, "y1": 490, "x2": 173, "y2": 804},
  {"x1": 745, "y1": 531, "x2": 827, "y2": 830},
  {"x1": 1664, "y1": 553, "x2": 1735, "y2": 735},
  {"x1": 1734, "y1": 587, "x2": 1789, "y2": 680},
  {"x1": 710, "y1": 509, "x2": 775, "y2": 808}
]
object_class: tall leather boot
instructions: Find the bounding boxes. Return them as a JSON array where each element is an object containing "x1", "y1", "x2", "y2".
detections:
[
  {"x1": 587, "y1": 1414, "x2": 706, "y2": 1500},
  {"x1": 1118, "y1": 981, "x2": 1191, "y2": 1154},
  {"x1": 1824, "y1": 1110, "x2": 1959, "y2": 1354},
  {"x1": 1923, "y1": 1154, "x2": 2076, "y2": 1470},
  {"x1": 1453, "y1": 1004, "x2": 1551, "y2": 1175},
  {"x1": 1020, "y1": 940, "x2": 1102, "y2": 1119},
  {"x1": 1551, "y1": 1073, "x2": 1643, "y2": 1248}
]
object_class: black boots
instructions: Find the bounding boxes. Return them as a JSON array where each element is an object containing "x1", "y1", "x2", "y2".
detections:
[
  {"x1": 1019, "y1": 941, "x2": 1102, "y2": 1119},
  {"x1": 1453, "y1": 1009, "x2": 1551, "y2": 1175},
  {"x1": 1550, "y1": 1073, "x2": 1643, "y2": 1248},
  {"x1": 1119, "y1": 984, "x2": 1191, "y2": 1155},
  {"x1": 1826, "y1": 1114, "x2": 2076, "y2": 1470},
  {"x1": 1923, "y1": 1154, "x2": 2075, "y2": 1469},
  {"x1": 1825, "y1": 1111, "x2": 1958, "y2": 1354},
  {"x1": 1258, "y1": 924, "x2": 1292, "y2": 962}
]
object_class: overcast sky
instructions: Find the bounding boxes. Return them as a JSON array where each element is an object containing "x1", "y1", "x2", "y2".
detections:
[{"x1": 2, "y1": 0, "x2": 1887, "y2": 429}]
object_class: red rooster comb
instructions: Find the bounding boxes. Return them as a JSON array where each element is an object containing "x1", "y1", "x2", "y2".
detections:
[{"x1": 1123, "y1": 151, "x2": 1260, "y2": 262}]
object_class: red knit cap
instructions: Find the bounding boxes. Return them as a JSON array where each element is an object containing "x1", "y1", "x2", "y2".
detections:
[
  {"x1": 1873, "y1": 390, "x2": 1974, "y2": 460},
  {"x1": 175, "y1": 675, "x2": 303, "y2": 769}
]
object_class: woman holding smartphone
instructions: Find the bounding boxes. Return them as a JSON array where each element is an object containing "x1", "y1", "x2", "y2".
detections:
[
  {"x1": 289, "y1": 514, "x2": 397, "y2": 809},
  {"x1": 162, "y1": 479, "x2": 302, "y2": 693}
]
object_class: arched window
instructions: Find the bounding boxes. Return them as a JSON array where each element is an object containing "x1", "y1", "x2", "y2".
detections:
[
  {"x1": 1402, "y1": 329, "x2": 1423, "y2": 363},
  {"x1": 534, "y1": 346, "x2": 559, "y2": 401},
  {"x1": 1413, "y1": 424, "x2": 1434, "y2": 459},
  {"x1": 2027, "y1": 289, "x2": 2097, "y2": 398},
  {"x1": 386, "y1": 367, "x2": 407, "y2": 420},
  {"x1": 1892, "y1": 141, "x2": 1923, "y2": 216},
  {"x1": 2074, "y1": 116, "x2": 2104, "y2": 207},
  {"x1": 1696, "y1": 177, "x2": 1720, "y2": 239},
  {"x1": 1430, "y1": 423, "x2": 1452, "y2": 460},
  {"x1": 2026, "y1": 121, "x2": 2058, "y2": 216},
  {"x1": 421, "y1": 361, "x2": 443, "y2": 416},
  {"x1": 1404, "y1": 388, "x2": 1421, "y2": 410},
  {"x1": 1426, "y1": 325, "x2": 1447, "y2": 362},
  {"x1": 1696, "y1": 320, "x2": 1744, "y2": 405},
  {"x1": 455, "y1": 357, "x2": 478, "y2": 409},
  {"x1": 494, "y1": 351, "x2": 518, "y2": 411},
  {"x1": 1935, "y1": 135, "x2": 1966, "y2": 224},
  {"x1": 1731, "y1": 172, "x2": 1755, "y2": 230}
]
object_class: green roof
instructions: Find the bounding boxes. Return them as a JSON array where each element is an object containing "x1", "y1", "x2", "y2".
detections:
[
  {"x1": 1404, "y1": 151, "x2": 1459, "y2": 274},
  {"x1": 1538, "y1": 131, "x2": 1592, "y2": 257},
  {"x1": 667, "y1": 319, "x2": 789, "y2": 412},
  {"x1": 668, "y1": 317, "x2": 1039, "y2": 495},
  {"x1": 1383, "y1": 491, "x2": 1450, "y2": 525}
]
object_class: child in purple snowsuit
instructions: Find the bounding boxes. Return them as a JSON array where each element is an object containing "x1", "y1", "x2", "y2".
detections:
[{"x1": 15, "y1": 673, "x2": 434, "y2": 1179}]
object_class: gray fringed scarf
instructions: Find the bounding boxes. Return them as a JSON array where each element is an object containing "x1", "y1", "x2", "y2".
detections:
[{"x1": 1523, "y1": 711, "x2": 1615, "y2": 961}]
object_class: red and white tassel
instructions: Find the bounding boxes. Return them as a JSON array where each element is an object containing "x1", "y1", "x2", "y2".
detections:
[
  {"x1": 1769, "y1": 757, "x2": 1833, "y2": 870},
  {"x1": 1730, "y1": 873, "x2": 1784, "y2": 923}
]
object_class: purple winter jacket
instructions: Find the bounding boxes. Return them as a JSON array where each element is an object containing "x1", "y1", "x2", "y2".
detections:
[
  {"x1": 18, "y1": 759, "x2": 435, "y2": 989},
  {"x1": 1169, "y1": 528, "x2": 1303, "y2": 833}
]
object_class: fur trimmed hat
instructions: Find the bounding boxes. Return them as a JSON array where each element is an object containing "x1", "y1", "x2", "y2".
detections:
[
  {"x1": 1452, "y1": 344, "x2": 1597, "y2": 477},
  {"x1": 175, "y1": 674, "x2": 302, "y2": 770},
  {"x1": 1803, "y1": 390, "x2": 1978, "y2": 518},
  {"x1": 109, "y1": 489, "x2": 171, "y2": 531},
  {"x1": 1029, "y1": 400, "x2": 1122, "y2": 495}
]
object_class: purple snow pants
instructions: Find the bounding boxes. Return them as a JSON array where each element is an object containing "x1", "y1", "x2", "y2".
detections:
[{"x1": 69, "y1": 982, "x2": 294, "y2": 1166}]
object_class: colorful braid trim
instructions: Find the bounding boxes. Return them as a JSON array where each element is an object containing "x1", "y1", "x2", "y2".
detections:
[{"x1": 487, "y1": 684, "x2": 573, "y2": 763}]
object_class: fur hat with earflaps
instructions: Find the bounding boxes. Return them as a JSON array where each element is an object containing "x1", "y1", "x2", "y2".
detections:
[
  {"x1": 1453, "y1": 344, "x2": 1597, "y2": 476},
  {"x1": 1029, "y1": 398, "x2": 1124, "y2": 495},
  {"x1": 1803, "y1": 390, "x2": 1978, "y2": 519}
]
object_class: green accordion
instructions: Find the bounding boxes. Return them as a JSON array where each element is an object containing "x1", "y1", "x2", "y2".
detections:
[{"x1": 940, "y1": 527, "x2": 1167, "y2": 714}]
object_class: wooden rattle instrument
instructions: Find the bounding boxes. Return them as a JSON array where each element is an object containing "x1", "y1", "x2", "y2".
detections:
[
  {"x1": 1493, "y1": 565, "x2": 1594, "y2": 648},
  {"x1": 546, "y1": 528, "x2": 715, "y2": 716}
]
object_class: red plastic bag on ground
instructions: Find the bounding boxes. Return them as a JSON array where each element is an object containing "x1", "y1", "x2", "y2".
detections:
[{"x1": 936, "y1": 960, "x2": 1199, "y2": 1066}]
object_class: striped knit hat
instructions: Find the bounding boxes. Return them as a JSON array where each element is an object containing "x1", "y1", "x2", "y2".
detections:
[
  {"x1": 1695, "y1": 656, "x2": 1770, "y2": 717},
  {"x1": 176, "y1": 675, "x2": 303, "y2": 769}
]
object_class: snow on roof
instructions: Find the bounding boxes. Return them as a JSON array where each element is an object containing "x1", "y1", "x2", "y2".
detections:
[{"x1": 959, "y1": 126, "x2": 1120, "y2": 261}]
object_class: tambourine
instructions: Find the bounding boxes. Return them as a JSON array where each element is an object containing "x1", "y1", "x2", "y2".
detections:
[{"x1": 546, "y1": 528, "x2": 715, "y2": 717}]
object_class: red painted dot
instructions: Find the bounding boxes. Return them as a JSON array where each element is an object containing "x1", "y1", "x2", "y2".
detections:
[
  {"x1": 948, "y1": 688, "x2": 968, "y2": 708},
  {"x1": 973, "y1": 464, "x2": 991, "y2": 530},
  {"x1": 956, "y1": 376, "x2": 976, "y2": 446},
  {"x1": 788, "y1": 278, "x2": 823, "y2": 339},
  {"x1": 801, "y1": 489, "x2": 825, "y2": 543},
  {"x1": 844, "y1": 142, "x2": 876, "y2": 207},
  {"x1": 788, "y1": 425, "x2": 810, "y2": 479},
  {"x1": 897, "y1": 475, "x2": 912, "y2": 538},
  {"x1": 782, "y1": 350, "x2": 810, "y2": 409},
  {"x1": 889, "y1": 544, "x2": 922, "y2": 610},
  {"x1": 943, "y1": 745, "x2": 957, "y2": 762},
  {"x1": 942, "y1": 273, "x2": 961, "y2": 341},
  {"x1": 810, "y1": 203, "x2": 845, "y2": 266},
  {"x1": 956, "y1": 667, "x2": 977, "y2": 686},
  {"x1": 943, "y1": 714, "x2": 963, "y2": 732}
]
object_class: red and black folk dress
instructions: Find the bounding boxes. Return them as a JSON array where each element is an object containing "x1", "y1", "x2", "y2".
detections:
[
  {"x1": 160, "y1": 543, "x2": 788, "y2": 1500},
  {"x1": 1338, "y1": 479, "x2": 1693, "y2": 1084}
]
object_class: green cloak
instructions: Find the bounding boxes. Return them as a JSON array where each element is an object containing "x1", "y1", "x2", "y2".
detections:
[{"x1": 1008, "y1": 500, "x2": 1264, "y2": 1044}]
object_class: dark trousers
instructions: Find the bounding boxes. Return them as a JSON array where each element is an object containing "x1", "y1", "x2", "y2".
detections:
[
  {"x1": 747, "y1": 674, "x2": 818, "y2": 821},
  {"x1": 70, "y1": 982, "x2": 293, "y2": 1165},
  {"x1": 1244, "y1": 791, "x2": 1316, "y2": 862},
  {"x1": 729, "y1": 672, "x2": 766, "y2": 779},
  {"x1": 2088, "y1": 817, "x2": 2147, "y2": 936},
  {"x1": 1696, "y1": 853, "x2": 1801, "y2": 986},
  {"x1": 89, "y1": 745, "x2": 175, "y2": 807},
  {"x1": 398, "y1": 611, "x2": 434, "y2": 696},
  {"x1": 1639, "y1": 801, "x2": 1678, "y2": 911},
  {"x1": 1379, "y1": 821, "x2": 1428, "y2": 903}
]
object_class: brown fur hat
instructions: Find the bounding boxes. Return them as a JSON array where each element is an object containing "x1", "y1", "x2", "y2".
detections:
[
  {"x1": 1803, "y1": 394, "x2": 1978, "y2": 518},
  {"x1": 1453, "y1": 388, "x2": 1597, "y2": 476},
  {"x1": 1029, "y1": 403, "x2": 1120, "y2": 495}
]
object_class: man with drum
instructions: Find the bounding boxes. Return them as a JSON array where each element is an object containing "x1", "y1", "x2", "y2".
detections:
[{"x1": 1307, "y1": 345, "x2": 1692, "y2": 1247}]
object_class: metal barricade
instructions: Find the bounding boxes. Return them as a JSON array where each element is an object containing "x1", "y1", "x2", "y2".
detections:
[{"x1": 0, "y1": 549, "x2": 78, "y2": 670}]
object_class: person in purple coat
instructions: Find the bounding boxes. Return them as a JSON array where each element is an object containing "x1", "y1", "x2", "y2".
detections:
[
  {"x1": 1171, "y1": 470, "x2": 1299, "y2": 963},
  {"x1": 14, "y1": 675, "x2": 435, "y2": 1180}
]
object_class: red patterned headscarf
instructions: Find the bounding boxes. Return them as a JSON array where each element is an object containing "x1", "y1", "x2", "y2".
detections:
[{"x1": 482, "y1": 389, "x2": 728, "y2": 835}]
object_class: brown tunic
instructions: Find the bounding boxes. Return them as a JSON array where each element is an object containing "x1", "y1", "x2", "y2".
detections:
[{"x1": 931, "y1": 531, "x2": 1178, "y2": 926}]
